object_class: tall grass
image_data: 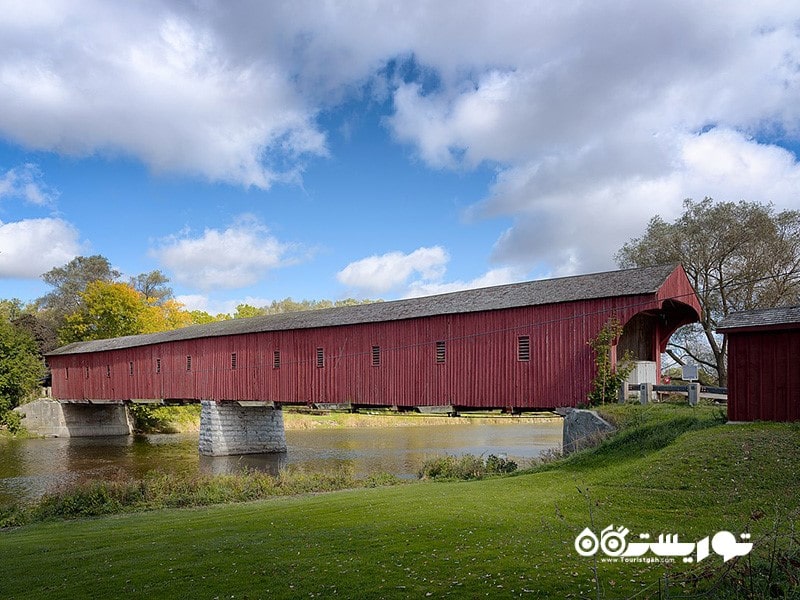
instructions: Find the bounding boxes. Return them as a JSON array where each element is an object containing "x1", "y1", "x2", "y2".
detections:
[{"x1": 0, "y1": 467, "x2": 402, "y2": 528}]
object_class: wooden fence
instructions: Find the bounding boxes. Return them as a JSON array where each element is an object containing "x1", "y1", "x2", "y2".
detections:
[{"x1": 620, "y1": 383, "x2": 727, "y2": 406}]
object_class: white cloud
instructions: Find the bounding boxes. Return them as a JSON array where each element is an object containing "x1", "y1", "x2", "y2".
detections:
[
  {"x1": 2, "y1": 1, "x2": 800, "y2": 277},
  {"x1": 678, "y1": 129, "x2": 800, "y2": 205},
  {"x1": 337, "y1": 247, "x2": 526, "y2": 298},
  {"x1": 0, "y1": 163, "x2": 58, "y2": 205},
  {"x1": 381, "y1": 2, "x2": 800, "y2": 275},
  {"x1": 336, "y1": 247, "x2": 449, "y2": 295},
  {"x1": 487, "y1": 128, "x2": 800, "y2": 276},
  {"x1": 0, "y1": 3, "x2": 326, "y2": 189},
  {"x1": 175, "y1": 294, "x2": 275, "y2": 316},
  {"x1": 172, "y1": 294, "x2": 211, "y2": 314},
  {"x1": 403, "y1": 267, "x2": 525, "y2": 298},
  {"x1": 0, "y1": 218, "x2": 83, "y2": 278},
  {"x1": 152, "y1": 217, "x2": 300, "y2": 291}
]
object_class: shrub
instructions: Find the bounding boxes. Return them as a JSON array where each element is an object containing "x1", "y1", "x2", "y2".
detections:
[
  {"x1": 485, "y1": 454, "x2": 519, "y2": 474},
  {"x1": 0, "y1": 407, "x2": 23, "y2": 434},
  {"x1": 587, "y1": 317, "x2": 634, "y2": 406},
  {"x1": 363, "y1": 473, "x2": 403, "y2": 488},
  {"x1": 418, "y1": 454, "x2": 518, "y2": 480},
  {"x1": 128, "y1": 404, "x2": 201, "y2": 433},
  {"x1": 33, "y1": 481, "x2": 123, "y2": 520}
]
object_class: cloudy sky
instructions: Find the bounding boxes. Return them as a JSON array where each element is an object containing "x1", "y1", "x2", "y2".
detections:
[{"x1": 1, "y1": 1, "x2": 799, "y2": 314}]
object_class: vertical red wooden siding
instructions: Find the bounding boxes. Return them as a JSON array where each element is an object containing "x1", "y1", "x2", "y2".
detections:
[
  {"x1": 49, "y1": 275, "x2": 700, "y2": 409},
  {"x1": 727, "y1": 329, "x2": 800, "y2": 422}
]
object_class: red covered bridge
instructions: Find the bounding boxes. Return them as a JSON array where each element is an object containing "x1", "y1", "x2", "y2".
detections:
[{"x1": 47, "y1": 264, "x2": 700, "y2": 412}]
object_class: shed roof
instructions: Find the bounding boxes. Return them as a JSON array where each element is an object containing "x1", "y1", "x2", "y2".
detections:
[
  {"x1": 717, "y1": 305, "x2": 800, "y2": 333},
  {"x1": 47, "y1": 264, "x2": 683, "y2": 356}
]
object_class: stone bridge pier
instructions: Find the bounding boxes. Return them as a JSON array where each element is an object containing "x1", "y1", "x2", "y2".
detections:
[{"x1": 198, "y1": 401, "x2": 287, "y2": 456}]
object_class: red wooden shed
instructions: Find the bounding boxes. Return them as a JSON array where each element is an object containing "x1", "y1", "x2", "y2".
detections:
[
  {"x1": 46, "y1": 264, "x2": 700, "y2": 411},
  {"x1": 718, "y1": 306, "x2": 800, "y2": 422}
]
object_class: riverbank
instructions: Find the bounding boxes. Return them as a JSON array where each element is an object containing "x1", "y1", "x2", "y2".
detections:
[
  {"x1": 2, "y1": 403, "x2": 798, "y2": 598},
  {"x1": 131, "y1": 403, "x2": 561, "y2": 433},
  {"x1": 283, "y1": 410, "x2": 561, "y2": 430}
]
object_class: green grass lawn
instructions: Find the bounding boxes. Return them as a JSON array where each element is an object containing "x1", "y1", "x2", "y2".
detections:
[{"x1": 1, "y1": 404, "x2": 799, "y2": 599}]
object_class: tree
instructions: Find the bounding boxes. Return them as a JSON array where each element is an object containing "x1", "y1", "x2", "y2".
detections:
[
  {"x1": 142, "y1": 298, "x2": 194, "y2": 332},
  {"x1": 233, "y1": 304, "x2": 264, "y2": 319},
  {"x1": 37, "y1": 255, "x2": 121, "y2": 328},
  {"x1": 0, "y1": 319, "x2": 46, "y2": 432},
  {"x1": 11, "y1": 312, "x2": 60, "y2": 355},
  {"x1": 187, "y1": 310, "x2": 224, "y2": 325},
  {"x1": 1, "y1": 299, "x2": 59, "y2": 355},
  {"x1": 131, "y1": 270, "x2": 173, "y2": 305},
  {"x1": 0, "y1": 299, "x2": 24, "y2": 321},
  {"x1": 59, "y1": 282, "x2": 195, "y2": 343},
  {"x1": 617, "y1": 198, "x2": 800, "y2": 385},
  {"x1": 230, "y1": 297, "x2": 382, "y2": 319},
  {"x1": 60, "y1": 281, "x2": 149, "y2": 343}
]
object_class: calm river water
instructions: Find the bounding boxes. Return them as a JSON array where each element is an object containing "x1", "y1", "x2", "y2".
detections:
[{"x1": 0, "y1": 419, "x2": 562, "y2": 505}]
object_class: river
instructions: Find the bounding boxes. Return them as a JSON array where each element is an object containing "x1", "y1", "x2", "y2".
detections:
[{"x1": 0, "y1": 419, "x2": 562, "y2": 505}]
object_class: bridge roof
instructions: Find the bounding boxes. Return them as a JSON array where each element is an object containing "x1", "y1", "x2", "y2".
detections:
[{"x1": 47, "y1": 264, "x2": 683, "y2": 356}]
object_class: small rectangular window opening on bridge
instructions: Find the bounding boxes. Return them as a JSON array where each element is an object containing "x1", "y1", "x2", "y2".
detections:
[
  {"x1": 129, "y1": 361, "x2": 134, "y2": 376},
  {"x1": 186, "y1": 355, "x2": 192, "y2": 372},
  {"x1": 273, "y1": 350, "x2": 281, "y2": 369},
  {"x1": 156, "y1": 358, "x2": 161, "y2": 374},
  {"x1": 436, "y1": 341, "x2": 446, "y2": 364},
  {"x1": 85, "y1": 366, "x2": 89, "y2": 379},
  {"x1": 231, "y1": 353, "x2": 237, "y2": 370},
  {"x1": 65, "y1": 368, "x2": 69, "y2": 380},
  {"x1": 316, "y1": 347, "x2": 325, "y2": 368},
  {"x1": 518, "y1": 335, "x2": 531, "y2": 362},
  {"x1": 372, "y1": 345, "x2": 381, "y2": 366},
  {"x1": 106, "y1": 365, "x2": 111, "y2": 378}
]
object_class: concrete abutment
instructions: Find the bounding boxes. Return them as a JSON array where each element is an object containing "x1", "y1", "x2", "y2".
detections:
[{"x1": 15, "y1": 398, "x2": 132, "y2": 437}]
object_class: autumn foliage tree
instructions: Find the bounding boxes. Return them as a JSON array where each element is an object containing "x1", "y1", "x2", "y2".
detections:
[{"x1": 59, "y1": 281, "x2": 192, "y2": 343}]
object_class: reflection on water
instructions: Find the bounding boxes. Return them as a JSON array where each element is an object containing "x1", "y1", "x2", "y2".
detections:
[
  {"x1": 199, "y1": 453, "x2": 287, "y2": 476},
  {"x1": 0, "y1": 420, "x2": 562, "y2": 504}
]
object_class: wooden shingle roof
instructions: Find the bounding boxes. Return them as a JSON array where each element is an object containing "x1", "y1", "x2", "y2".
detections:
[
  {"x1": 717, "y1": 305, "x2": 800, "y2": 332},
  {"x1": 47, "y1": 264, "x2": 681, "y2": 356}
]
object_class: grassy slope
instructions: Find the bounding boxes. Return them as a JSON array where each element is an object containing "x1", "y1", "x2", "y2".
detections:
[{"x1": 1, "y1": 405, "x2": 798, "y2": 599}]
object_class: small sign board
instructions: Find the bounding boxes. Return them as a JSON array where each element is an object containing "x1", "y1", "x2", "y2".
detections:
[{"x1": 682, "y1": 364, "x2": 699, "y2": 382}]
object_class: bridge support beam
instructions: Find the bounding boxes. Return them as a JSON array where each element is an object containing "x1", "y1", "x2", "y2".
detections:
[{"x1": 198, "y1": 400, "x2": 287, "y2": 456}]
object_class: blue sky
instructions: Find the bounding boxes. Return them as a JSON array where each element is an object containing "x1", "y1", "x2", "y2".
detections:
[{"x1": 1, "y1": 1, "x2": 799, "y2": 314}]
